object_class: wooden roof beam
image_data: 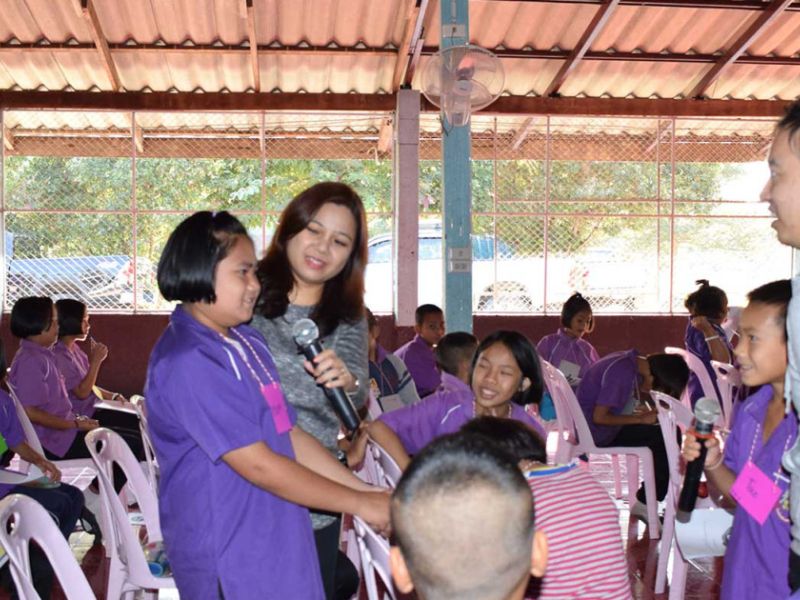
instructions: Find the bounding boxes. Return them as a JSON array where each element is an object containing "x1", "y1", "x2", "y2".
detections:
[
  {"x1": 543, "y1": 0, "x2": 620, "y2": 97},
  {"x1": 0, "y1": 91, "x2": 791, "y2": 118},
  {"x1": 482, "y1": 0, "x2": 800, "y2": 10},
  {"x1": 243, "y1": 0, "x2": 261, "y2": 92},
  {"x1": 689, "y1": 0, "x2": 794, "y2": 98},
  {"x1": 76, "y1": 0, "x2": 121, "y2": 91},
  {"x1": 403, "y1": 0, "x2": 437, "y2": 87},
  {"x1": 392, "y1": 0, "x2": 426, "y2": 90}
]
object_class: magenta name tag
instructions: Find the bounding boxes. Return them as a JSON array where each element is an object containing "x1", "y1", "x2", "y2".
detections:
[
  {"x1": 730, "y1": 460, "x2": 782, "y2": 525},
  {"x1": 262, "y1": 383, "x2": 291, "y2": 434}
]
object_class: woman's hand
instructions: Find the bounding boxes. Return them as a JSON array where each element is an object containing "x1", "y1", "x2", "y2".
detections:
[
  {"x1": 682, "y1": 431, "x2": 722, "y2": 468},
  {"x1": 690, "y1": 316, "x2": 716, "y2": 337},
  {"x1": 88, "y1": 338, "x2": 109, "y2": 365},
  {"x1": 636, "y1": 408, "x2": 658, "y2": 425},
  {"x1": 355, "y1": 489, "x2": 392, "y2": 535},
  {"x1": 304, "y1": 348, "x2": 356, "y2": 392}
]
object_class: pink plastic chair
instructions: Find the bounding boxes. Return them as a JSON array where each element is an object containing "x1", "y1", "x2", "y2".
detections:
[
  {"x1": 353, "y1": 516, "x2": 397, "y2": 600},
  {"x1": 366, "y1": 389, "x2": 383, "y2": 421},
  {"x1": 651, "y1": 390, "x2": 717, "y2": 598},
  {"x1": 0, "y1": 494, "x2": 96, "y2": 600},
  {"x1": 84, "y1": 428, "x2": 175, "y2": 599},
  {"x1": 710, "y1": 361, "x2": 740, "y2": 429},
  {"x1": 369, "y1": 440, "x2": 403, "y2": 489},
  {"x1": 539, "y1": 360, "x2": 579, "y2": 465},
  {"x1": 543, "y1": 361, "x2": 661, "y2": 538},
  {"x1": 664, "y1": 348, "x2": 724, "y2": 425},
  {"x1": 129, "y1": 395, "x2": 159, "y2": 493}
]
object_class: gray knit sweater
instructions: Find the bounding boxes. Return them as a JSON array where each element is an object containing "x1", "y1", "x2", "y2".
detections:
[{"x1": 250, "y1": 305, "x2": 368, "y2": 529}]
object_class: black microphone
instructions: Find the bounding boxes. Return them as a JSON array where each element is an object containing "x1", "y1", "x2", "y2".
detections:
[
  {"x1": 292, "y1": 318, "x2": 360, "y2": 435},
  {"x1": 678, "y1": 396, "x2": 722, "y2": 516}
]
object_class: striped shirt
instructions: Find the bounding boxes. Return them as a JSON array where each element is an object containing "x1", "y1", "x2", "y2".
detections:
[{"x1": 525, "y1": 462, "x2": 632, "y2": 600}]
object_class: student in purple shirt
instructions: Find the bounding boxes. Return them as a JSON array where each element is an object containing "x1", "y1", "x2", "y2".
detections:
[
  {"x1": 537, "y1": 292, "x2": 600, "y2": 388},
  {"x1": 684, "y1": 279, "x2": 734, "y2": 406},
  {"x1": 369, "y1": 330, "x2": 546, "y2": 469},
  {"x1": 0, "y1": 342, "x2": 83, "y2": 600},
  {"x1": 146, "y1": 211, "x2": 389, "y2": 600},
  {"x1": 683, "y1": 280, "x2": 796, "y2": 600},
  {"x1": 52, "y1": 298, "x2": 141, "y2": 443},
  {"x1": 395, "y1": 304, "x2": 445, "y2": 398},
  {"x1": 577, "y1": 349, "x2": 689, "y2": 515}
]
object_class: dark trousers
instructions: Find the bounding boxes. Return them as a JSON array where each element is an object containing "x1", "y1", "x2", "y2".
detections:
[
  {"x1": 790, "y1": 549, "x2": 800, "y2": 592},
  {"x1": 313, "y1": 517, "x2": 360, "y2": 600},
  {"x1": 606, "y1": 424, "x2": 672, "y2": 504},
  {"x1": 0, "y1": 482, "x2": 84, "y2": 600}
]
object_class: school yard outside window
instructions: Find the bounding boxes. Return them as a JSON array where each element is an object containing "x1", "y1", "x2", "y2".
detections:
[{"x1": 0, "y1": 110, "x2": 790, "y2": 315}]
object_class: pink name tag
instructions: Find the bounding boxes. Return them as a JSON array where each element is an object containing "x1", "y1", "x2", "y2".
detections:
[
  {"x1": 730, "y1": 460, "x2": 782, "y2": 525},
  {"x1": 262, "y1": 383, "x2": 291, "y2": 434}
]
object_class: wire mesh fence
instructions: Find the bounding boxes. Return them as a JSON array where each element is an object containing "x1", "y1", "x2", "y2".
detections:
[{"x1": 0, "y1": 109, "x2": 790, "y2": 314}]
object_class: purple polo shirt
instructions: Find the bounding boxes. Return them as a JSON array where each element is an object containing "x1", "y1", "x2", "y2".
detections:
[
  {"x1": 146, "y1": 306, "x2": 323, "y2": 600},
  {"x1": 536, "y1": 329, "x2": 600, "y2": 385},
  {"x1": 8, "y1": 339, "x2": 77, "y2": 457},
  {"x1": 52, "y1": 341, "x2": 98, "y2": 417},
  {"x1": 685, "y1": 319, "x2": 733, "y2": 406},
  {"x1": 395, "y1": 334, "x2": 441, "y2": 398},
  {"x1": 576, "y1": 350, "x2": 639, "y2": 447},
  {"x1": 720, "y1": 385, "x2": 796, "y2": 600},
  {"x1": 379, "y1": 372, "x2": 545, "y2": 454},
  {"x1": 0, "y1": 389, "x2": 26, "y2": 499}
]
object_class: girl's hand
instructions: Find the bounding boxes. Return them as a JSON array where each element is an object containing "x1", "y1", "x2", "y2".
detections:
[
  {"x1": 89, "y1": 339, "x2": 109, "y2": 364},
  {"x1": 355, "y1": 489, "x2": 392, "y2": 535},
  {"x1": 690, "y1": 316, "x2": 716, "y2": 336},
  {"x1": 345, "y1": 423, "x2": 370, "y2": 469},
  {"x1": 682, "y1": 431, "x2": 722, "y2": 467},
  {"x1": 35, "y1": 458, "x2": 61, "y2": 482},
  {"x1": 304, "y1": 349, "x2": 355, "y2": 392},
  {"x1": 75, "y1": 416, "x2": 100, "y2": 431},
  {"x1": 636, "y1": 408, "x2": 658, "y2": 425}
]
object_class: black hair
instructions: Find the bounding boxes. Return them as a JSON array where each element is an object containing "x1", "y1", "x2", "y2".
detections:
[
  {"x1": 10, "y1": 296, "x2": 54, "y2": 339},
  {"x1": 472, "y1": 331, "x2": 544, "y2": 406},
  {"x1": 256, "y1": 182, "x2": 368, "y2": 337},
  {"x1": 461, "y1": 417, "x2": 547, "y2": 464},
  {"x1": 747, "y1": 279, "x2": 792, "y2": 335},
  {"x1": 415, "y1": 304, "x2": 443, "y2": 327},
  {"x1": 157, "y1": 211, "x2": 249, "y2": 303},
  {"x1": 0, "y1": 339, "x2": 6, "y2": 378},
  {"x1": 391, "y1": 432, "x2": 535, "y2": 600},
  {"x1": 777, "y1": 101, "x2": 800, "y2": 154},
  {"x1": 560, "y1": 292, "x2": 594, "y2": 332},
  {"x1": 435, "y1": 332, "x2": 479, "y2": 377},
  {"x1": 365, "y1": 307, "x2": 378, "y2": 331},
  {"x1": 55, "y1": 298, "x2": 86, "y2": 337},
  {"x1": 684, "y1": 279, "x2": 728, "y2": 320},
  {"x1": 647, "y1": 354, "x2": 690, "y2": 399}
]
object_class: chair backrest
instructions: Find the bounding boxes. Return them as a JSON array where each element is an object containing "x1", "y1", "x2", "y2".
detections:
[
  {"x1": 539, "y1": 359, "x2": 573, "y2": 460},
  {"x1": 369, "y1": 441, "x2": 402, "y2": 489},
  {"x1": 541, "y1": 360, "x2": 597, "y2": 454},
  {"x1": 353, "y1": 516, "x2": 396, "y2": 600},
  {"x1": 6, "y1": 384, "x2": 45, "y2": 458},
  {"x1": 0, "y1": 494, "x2": 95, "y2": 600},
  {"x1": 651, "y1": 390, "x2": 692, "y2": 487},
  {"x1": 664, "y1": 346, "x2": 720, "y2": 406},
  {"x1": 129, "y1": 395, "x2": 158, "y2": 492},
  {"x1": 84, "y1": 428, "x2": 163, "y2": 584},
  {"x1": 709, "y1": 361, "x2": 740, "y2": 428}
]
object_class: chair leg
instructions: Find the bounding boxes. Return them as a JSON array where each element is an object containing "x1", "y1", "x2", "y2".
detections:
[
  {"x1": 655, "y1": 502, "x2": 676, "y2": 594},
  {"x1": 642, "y1": 456, "x2": 661, "y2": 539},
  {"x1": 668, "y1": 549, "x2": 689, "y2": 600},
  {"x1": 626, "y1": 454, "x2": 639, "y2": 507},
  {"x1": 106, "y1": 559, "x2": 127, "y2": 600},
  {"x1": 612, "y1": 455, "x2": 622, "y2": 499}
]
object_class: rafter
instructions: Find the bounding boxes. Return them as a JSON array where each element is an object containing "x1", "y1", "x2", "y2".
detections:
[
  {"x1": 689, "y1": 0, "x2": 794, "y2": 98},
  {"x1": 392, "y1": 0, "x2": 425, "y2": 90},
  {"x1": 480, "y1": 0, "x2": 800, "y2": 10},
  {"x1": 243, "y1": 0, "x2": 261, "y2": 92},
  {"x1": 0, "y1": 91, "x2": 789, "y2": 118},
  {"x1": 404, "y1": 0, "x2": 437, "y2": 87},
  {"x1": 75, "y1": 0, "x2": 121, "y2": 91},
  {"x1": 544, "y1": 0, "x2": 620, "y2": 97}
]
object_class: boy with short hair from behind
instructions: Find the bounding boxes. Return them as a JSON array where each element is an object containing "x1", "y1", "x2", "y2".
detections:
[
  {"x1": 395, "y1": 304, "x2": 446, "y2": 397},
  {"x1": 390, "y1": 432, "x2": 548, "y2": 600}
]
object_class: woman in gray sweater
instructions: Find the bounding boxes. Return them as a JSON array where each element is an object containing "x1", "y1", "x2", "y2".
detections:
[{"x1": 251, "y1": 182, "x2": 369, "y2": 600}]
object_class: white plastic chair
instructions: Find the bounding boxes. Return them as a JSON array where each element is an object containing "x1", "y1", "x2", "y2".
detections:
[
  {"x1": 543, "y1": 361, "x2": 661, "y2": 538},
  {"x1": 651, "y1": 390, "x2": 720, "y2": 598},
  {"x1": 369, "y1": 440, "x2": 403, "y2": 489},
  {"x1": 710, "y1": 361, "x2": 740, "y2": 429},
  {"x1": 353, "y1": 516, "x2": 397, "y2": 600},
  {"x1": 84, "y1": 428, "x2": 175, "y2": 599},
  {"x1": 129, "y1": 395, "x2": 159, "y2": 492},
  {"x1": 539, "y1": 359, "x2": 577, "y2": 464},
  {"x1": 0, "y1": 494, "x2": 96, "y2": 600}
]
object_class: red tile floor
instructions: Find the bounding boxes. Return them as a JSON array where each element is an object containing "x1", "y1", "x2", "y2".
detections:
[{"x1": 0, "y1": 452, "x2": 724, "y2": 599}]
